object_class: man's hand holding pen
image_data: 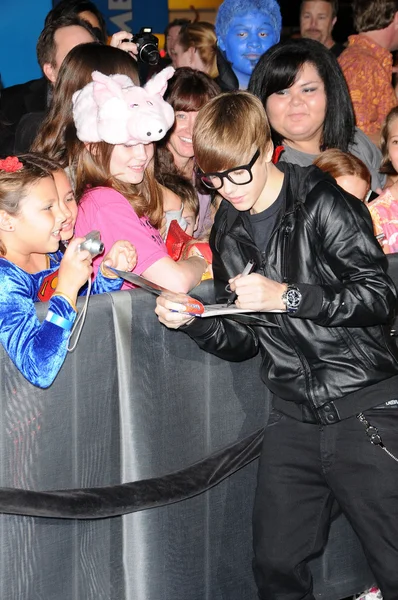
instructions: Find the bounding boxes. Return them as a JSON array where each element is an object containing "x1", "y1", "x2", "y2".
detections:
[
  {"x1": 226, "y1": 259, "x2": 256, "y2": 306},
  {"x1": 227, "y1": 265, "x2": 287, "y2": 313}
]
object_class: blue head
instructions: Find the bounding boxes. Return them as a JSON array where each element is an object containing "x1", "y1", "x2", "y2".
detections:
[{"x1": 216, "y1": 0, "x2": 282, "y2": 89}]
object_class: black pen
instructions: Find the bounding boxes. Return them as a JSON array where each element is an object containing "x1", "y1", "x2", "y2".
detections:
[{"x1": 226, "y1": 259, "x2": 256, "y2": 306}]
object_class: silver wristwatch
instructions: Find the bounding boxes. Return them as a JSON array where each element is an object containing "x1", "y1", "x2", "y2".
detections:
[{"x1": 281, "y1": 284, "x2": 302, "y2": 314}]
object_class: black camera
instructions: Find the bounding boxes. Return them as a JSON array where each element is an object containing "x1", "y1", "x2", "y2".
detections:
[{"x1": 131, "y1": 27, "x2": 159, "y2": 65}]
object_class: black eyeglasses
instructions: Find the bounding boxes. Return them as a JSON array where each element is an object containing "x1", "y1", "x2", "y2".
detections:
[{"x1": 198, "y1": 149, "x2": 260, "y2": 190}]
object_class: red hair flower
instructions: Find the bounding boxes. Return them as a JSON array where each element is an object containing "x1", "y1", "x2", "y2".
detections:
[{"x1": 0, "y1": 156, "x2": 23, "y2": 173}]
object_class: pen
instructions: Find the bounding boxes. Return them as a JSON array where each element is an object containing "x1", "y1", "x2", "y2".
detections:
[{"x1": 226, "y1": 259, "x2": 256, "y2": 306}]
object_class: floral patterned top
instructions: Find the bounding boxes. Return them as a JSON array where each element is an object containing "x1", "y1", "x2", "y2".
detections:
[{"x1": 339, "y1": 35, "x2": 396, "y2": 137}]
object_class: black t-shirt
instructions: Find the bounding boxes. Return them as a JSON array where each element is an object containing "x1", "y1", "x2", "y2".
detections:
[{"x1": 248, "y1": 175, "x2": 286, "y2": 255}]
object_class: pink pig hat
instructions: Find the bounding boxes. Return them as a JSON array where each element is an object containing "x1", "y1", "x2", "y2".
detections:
[{"x1": 72, "y1": 66, "x2": 175, "y2": 145}]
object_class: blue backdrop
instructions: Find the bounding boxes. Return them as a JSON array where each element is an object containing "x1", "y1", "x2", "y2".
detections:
[
  {"x1": 92, "y1": 0, "x2": 168, "y2": 36},
  {"x1": 0, "y1": 0, "x2": 52, "y2": 88},
  {"x1": 0, "y1": 0, "x2": 168, "y2": 89}
]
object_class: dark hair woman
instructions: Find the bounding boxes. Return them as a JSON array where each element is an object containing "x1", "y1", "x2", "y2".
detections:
[{"x1": 248, "y1": 38, "x2": 385, "y2": 190}]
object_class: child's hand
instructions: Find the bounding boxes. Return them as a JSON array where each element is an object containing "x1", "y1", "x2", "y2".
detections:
[
  {"x1": 102, "y1": 241, "x2": 137, "y2": 276},
  {"x1": 56, "y1": 237, "x2": 93, "y2": 300}
]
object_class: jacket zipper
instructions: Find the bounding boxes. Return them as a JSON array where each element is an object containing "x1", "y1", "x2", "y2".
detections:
[
  {"x1": 281, "y1": 223, "x2": 292, "y2": 282},
  {"x1": 344, "y1": 329, "x2": 374, "y2": 370},
  {"x1": 256, "y1": 213, "x2": 292, "y2": 277},
  {"x1": 279, "y1": 217, "x2": 318, "y2": 408},
  {"x1": 279, "y1": 315, "x2": 318, "y2": 409}
]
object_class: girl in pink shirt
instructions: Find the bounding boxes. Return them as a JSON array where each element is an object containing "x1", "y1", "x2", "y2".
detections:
[{"x1": 72, "y1": 69, "x2": 208, "y2": 292}]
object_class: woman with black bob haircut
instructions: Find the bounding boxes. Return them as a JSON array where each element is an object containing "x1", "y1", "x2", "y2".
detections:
[{"x1": 248, "y1": 38, "x2": 385, "y2": 190}]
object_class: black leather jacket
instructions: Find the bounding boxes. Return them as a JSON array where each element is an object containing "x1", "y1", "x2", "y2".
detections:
[{"x1": 185, "y1": 163, "x2": 398, "y2": 418}]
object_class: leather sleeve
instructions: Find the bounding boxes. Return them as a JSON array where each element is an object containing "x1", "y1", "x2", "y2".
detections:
[
  {"x1": 181, "y1": 211, "x2": 260, "y2": 362},
  {"x1": 292, "y1": 183, "x2": 397, "y2": 327},
  {"x1": 181, "y1": 313, "x2": 260, "y2": 363}
]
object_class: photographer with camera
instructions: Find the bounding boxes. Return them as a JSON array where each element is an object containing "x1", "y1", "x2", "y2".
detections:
[{"x1": 0, "y1": 154, "x2": 137, "y2": 388}]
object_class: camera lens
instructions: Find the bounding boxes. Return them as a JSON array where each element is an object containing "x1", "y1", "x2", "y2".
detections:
[
  {"x1": 90, "y1": 239, "x2": 105, "y2": 256},
  {"x1": 140, "y1": 43, "x2": 160, "y2": 65}
]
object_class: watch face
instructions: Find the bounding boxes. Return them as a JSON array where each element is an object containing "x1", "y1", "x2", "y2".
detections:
[
  {"x1": 286, "y1": 288, "x2": 301, "y2": 308},
  {"x1": 282, "y1": 285, "x2": 302, "y2": 312}
]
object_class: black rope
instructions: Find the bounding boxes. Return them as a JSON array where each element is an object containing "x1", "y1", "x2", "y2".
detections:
[{"x1": 0, "y1": 428, "x2": 264, "y2": 520}]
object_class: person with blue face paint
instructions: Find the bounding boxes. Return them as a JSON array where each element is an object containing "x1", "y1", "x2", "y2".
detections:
[{"x1": 216, "y1": 0, "x2": 282, "y2": 90}]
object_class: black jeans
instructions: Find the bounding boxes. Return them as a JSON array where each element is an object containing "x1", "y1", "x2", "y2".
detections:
[{"x1": 252, "y1": 405, "x2": 398, "y2": 600}]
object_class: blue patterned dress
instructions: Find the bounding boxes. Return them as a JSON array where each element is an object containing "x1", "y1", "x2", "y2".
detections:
[{"x1": 0, "y1": 251, "x2": 122, "y2": 388}]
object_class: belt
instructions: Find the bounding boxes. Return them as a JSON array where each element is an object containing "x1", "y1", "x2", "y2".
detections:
[{"x1": 273, "y1": 397, "x2": 398, "y2": 425}]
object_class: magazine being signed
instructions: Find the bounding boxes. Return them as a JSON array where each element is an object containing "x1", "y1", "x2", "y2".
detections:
[{"x1": 110, "y1": 269, "x2": 283, "y2": 318}]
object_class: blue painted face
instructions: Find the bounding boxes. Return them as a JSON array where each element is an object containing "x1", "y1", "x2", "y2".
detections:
[{"x1": 218, "y1": 11, "x2": 279, "y2": 88}]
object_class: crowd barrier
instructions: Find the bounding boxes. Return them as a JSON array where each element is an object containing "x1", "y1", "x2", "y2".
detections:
[{"x1": 0, "y1": 284, "x2": 375, "y2": 599}]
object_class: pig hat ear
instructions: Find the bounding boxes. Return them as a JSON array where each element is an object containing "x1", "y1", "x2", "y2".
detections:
[
  {"x1": 72, "y1": 68, "x2": 175, "y2": 145},
  {"x1": 91, "y1": 70, "x2": 132, "y2": 103},
  {"x1": 144, "y1": 66, "x2": 175, "y2": 97}
]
